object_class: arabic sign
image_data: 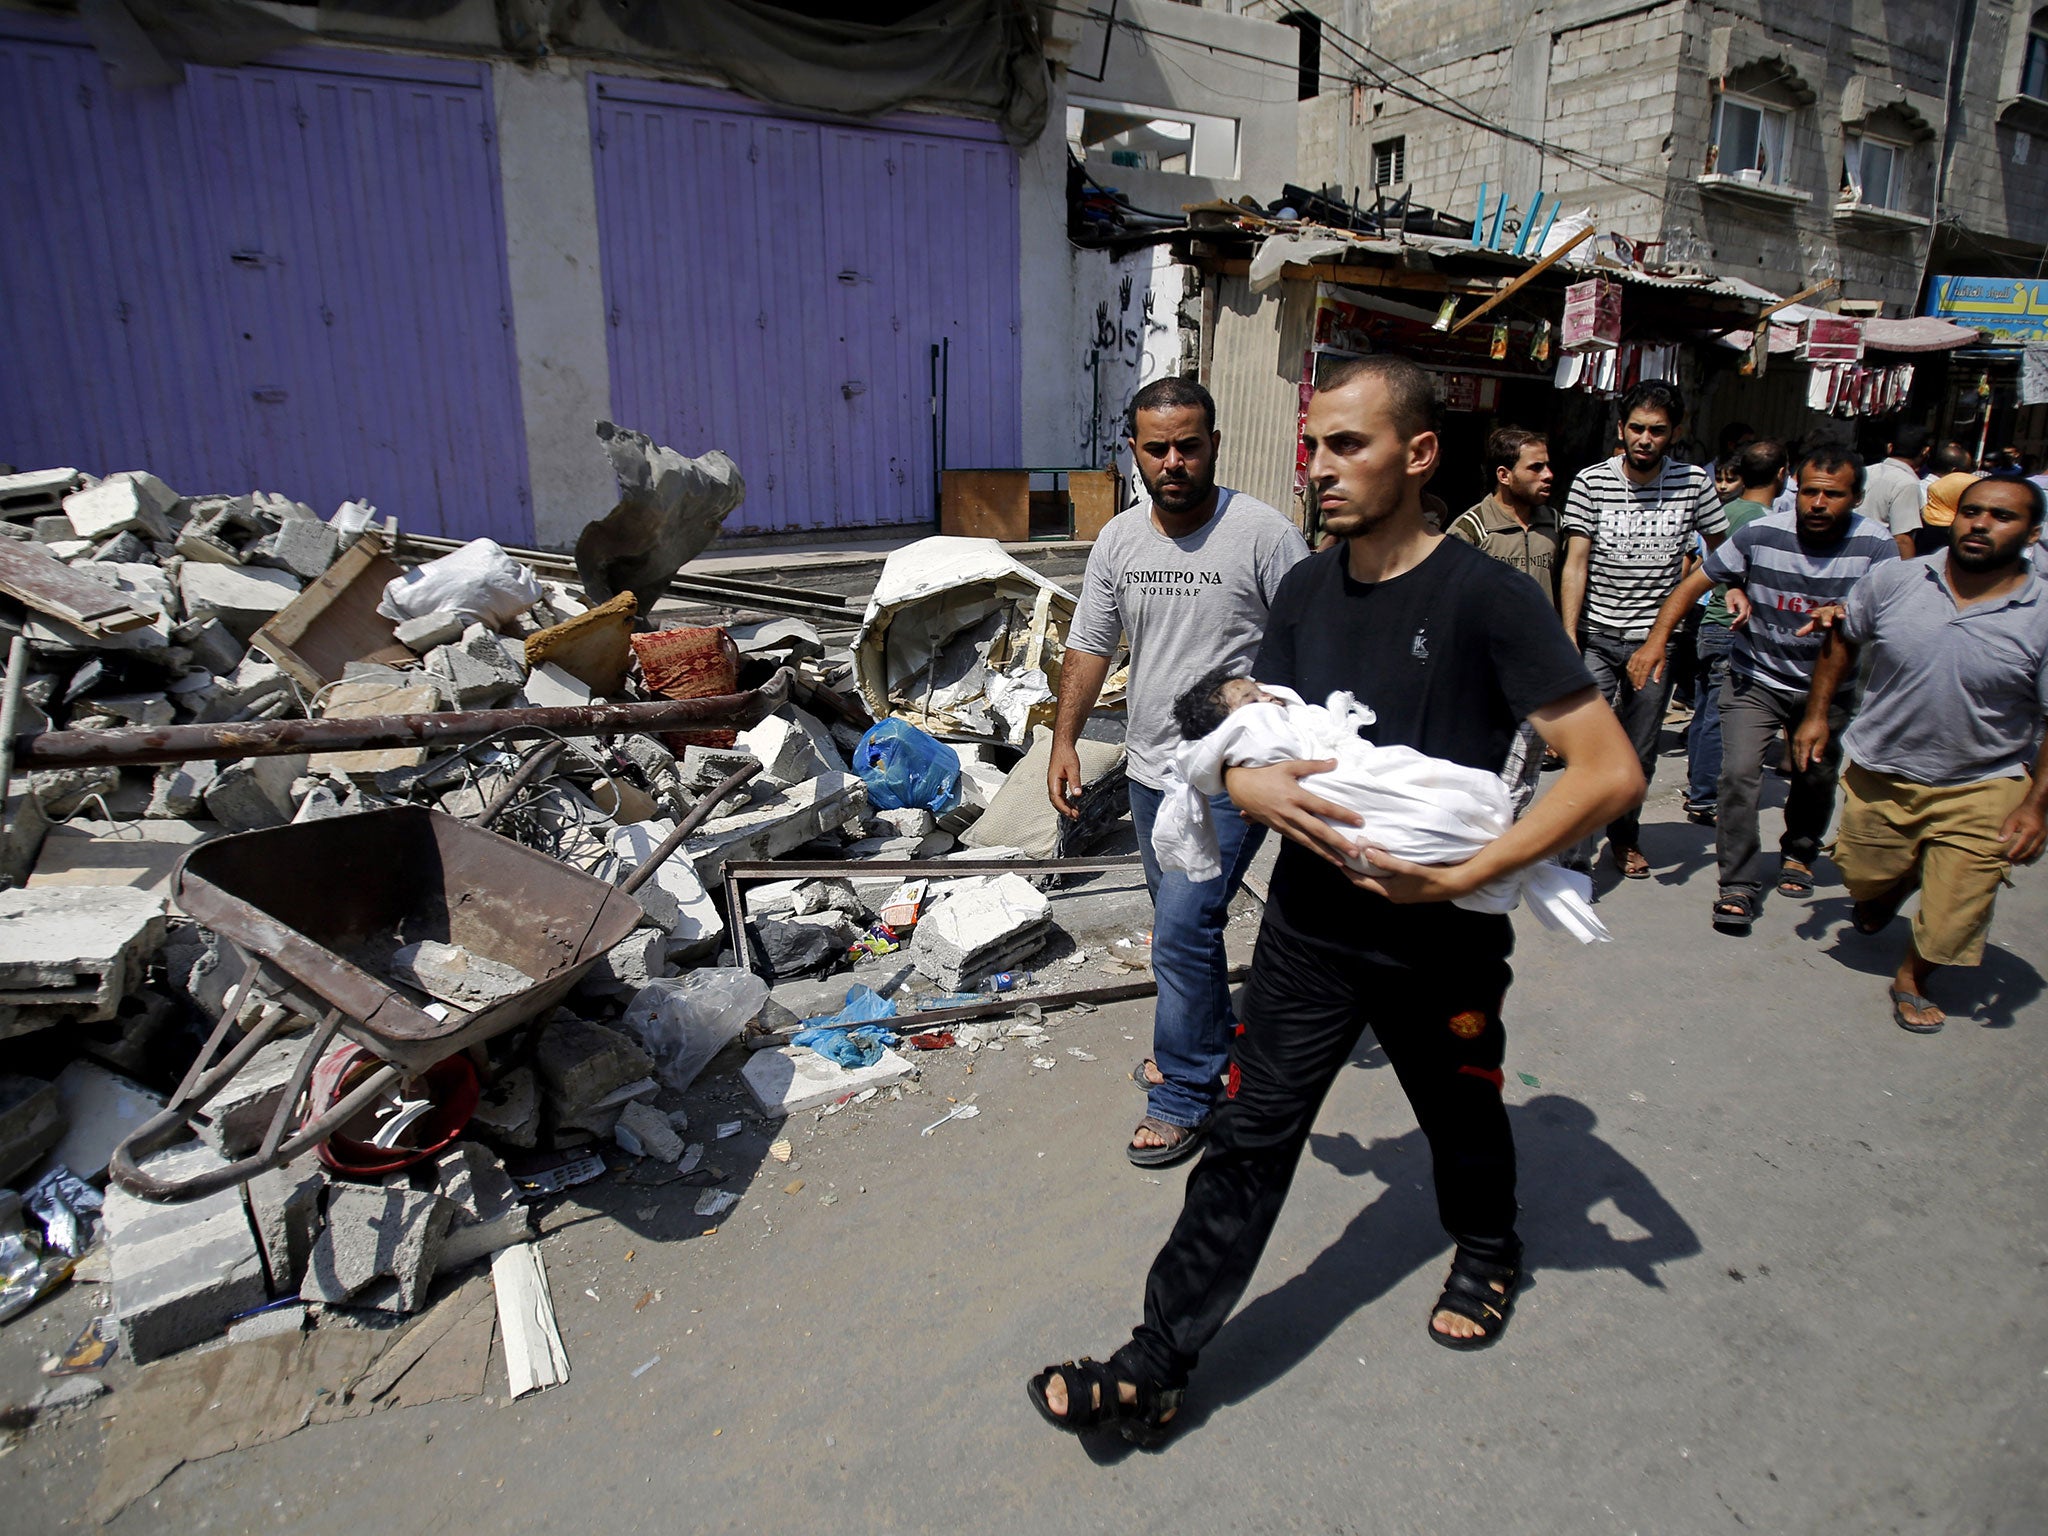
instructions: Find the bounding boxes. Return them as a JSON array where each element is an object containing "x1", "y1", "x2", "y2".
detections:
[{"x1": 1924, "y1": 276, "x2": 2048, "y2": 343}]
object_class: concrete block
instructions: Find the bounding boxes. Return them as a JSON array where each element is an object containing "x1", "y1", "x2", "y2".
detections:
[
  {"x1": 875, "y1": 807, "x2": 936, "y2": 839},
  {"x1": 201, "y1": 754, "x2": 307, "y2": 832},
  {"x1": 63, "y1": 472, "x2": 177, "y2": 542},
  {"x1": 728, "y1": 617, "x2": 823, "y2": 660},
  {"x1": 105, "y1": 1142, "x2": 269, "y2": 1362},
  {"x1": 737, "y1": 713, "x2": 832, "y2": 788},
  {"x1": 146, "y1": 761, "x2": 219, "y2": 820},
  {"x1": 243, "y1": 1154, "x2": 327, "y2": 1293},
  {"x1": 46, "y1": 1059, "x2": 165, "y2": 1182},
  {"x1": 196, "y1": 1037, "x2": 305, "y2": 1158},
  {"x1": 534, "y1": 1016, "x2": 654, "y2": 1114},
  {"x1": 471, "y1": 1066, "x2": 540, "y2": 1149},
  {"x1": 679, "y1": 744, "x2": 758, "y2": 792},
  {"x1": 787, "y1": 706, "x2": 848, "y2": 774},
  {"x1": 608, "y1": 819, "x2": 725, "y2": 961},
  {"x1": 177, "y1": 562, "x2": 301, "y2": 640},
  {"x1": 300, "y1": 1186, "x2": 453, "y2": 1314},
  {"x1": 85, "y1": 691, "x2": 173, "y2": 728},
  {"x1": 191, "y1": 654, "x2": 291, "y2": 723},
  {"x1": 228, "y1": 1303, "x2": 308, "y2": 1344},
  {"x1": 0, "y1": 885, "x2": 168, "y2": 1036},
  {"x1": 613, "y1": 1099, "x2": 685, "y2": 1162},
  {"x1": 686, "y1": 772, "x2": 866, "y2": 883},
  {"x1": 307, "y1": 681, "x2": 443, "y2": 777},
  {"x1": 741, "y1": 1044, "x2": 915, "y2": 1117},
  {"x1": 412, "y1": 1142, "x2": 531, "y2": 1272},
  {"x1": 579, "y1": 928, "x2": 672, "y2": 996},
  {"x1": 292, "y1": 783, "x2": 347, "y2": 822},
  {"x1": 246, "y1": 517, "x2": 339, "y2": 581},
  {"x1": 425, "y1": 638, "x2": 521, "y2": 708},
  {"x1": 386, "y1": 940, "x2": 532, "y2": 1011},
  {"x1": 393, "y1": 609, "x2": 468, "y2": 653},
  {"x1": 0, "y1": 1073, "x2": 63, "y2": 1185}
]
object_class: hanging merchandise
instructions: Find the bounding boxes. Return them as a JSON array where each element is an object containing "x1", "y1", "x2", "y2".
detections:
[
  {"x1": 1490, "y1": 323, "x2": 1510, "y2": 361},
  {"x1": 1530, "y1": 318, "x2": 1552, "y2": 363},
  {"x1": 1561, "y1": 277, "x2": 1623, "y2": 350}
]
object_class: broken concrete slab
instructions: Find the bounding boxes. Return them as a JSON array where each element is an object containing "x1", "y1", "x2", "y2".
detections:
[
  {"x1": 26, "y1": 818, "x2": 219, "y2": 898},
  {"x1": 47, "y1": 1059, "x2": 165, "y2": 1182},
  {"x1": 0, "y1": 1073, "x2": 63, "y2": 1185},
  {"x1": 201, "y1": 754, "x2": 307, "y2": 832},
  {"x1": 147, "y1": 760, "x2": 220, "y2": 819},
  {"x1": 63, "y1": 472, "x2": 178, "y2": 543},
  {"x1": 411, "y1": 1142, "x2": 531, "y2": 1273},
  {"x1": 243, "y1": 1155, "x2": 326, "y2": 1294},
  {"x1": 392, "y1": 608, "x2": 467, "y2": 653},
  {"x1": 386, "y1": 940, "x2": 532, "y2": 1012},
  {"x1": 195, "y1": 1037, "x2": 305, "y2": 1158},
  {"x1": 742, "y1": 1043, "x2": 916, "y2": 1117},
  {"x1": 613, "y1": 1099, "x2": 685, "y2": 1162},
  {"x1": 580, "y1": 928, "x2": 672, "y2": 995},
  {"x1": 471, "y1": 1066, "x2": 539, "y2": 1149},
  {"x1": 246, "y1": 517, "x2": 339, "y2": 582},
  {"x1": 177, "y1": 562, "x2": 303, "y2": 641},
  {"x1": 300, "y1": 1186, "x2": 453, "y2": 1314},
  {"x1": 521, "y1": 660, "x2": 591, "y2": 709},
  {"x1": 0, "y1": 885, "x2": 169, "y2": 1037},
  {"x1": 608, "y1": 820, "x2": 725, "y2": 961},
  {"x1": 105, "y1": 1142, "x2": 270, "y2": 1362},
  {"x1": 738, "y1": 712, "x2": 834, "y2": 789},
  {"x1": 305, "y1": 679, "x2": 443, "y2": 777},
  {"x1": 533, "y1": 1016, "x2": 654, "y2": 1116},
  {"x1": 907, "y1": 871, "x2": 1053, "y2": 991},
  {"x1": 729, "y1": 616, "x2": 824, "y2": 661},
  {"x1": 685, "y1": 772, "x2": 866, "y2": 883},
  {"x1": 190, "y1": 654, "x2": 293, "y2": 724}
]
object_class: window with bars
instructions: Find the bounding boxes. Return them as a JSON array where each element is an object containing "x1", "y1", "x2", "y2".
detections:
[{"x1": 1372, "y1": 136, "x2": 1406, "y2": 188}]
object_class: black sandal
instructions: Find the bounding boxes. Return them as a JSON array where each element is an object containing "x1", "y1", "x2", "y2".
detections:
[
  {"x1": 1712, "y1": 889, "x2": 1757, "y2": 934},
  {"x1": 1428, "y1": 1244, "x2": 1522, "y2": 1352},
  {"x1": 1128, "y1": 1115, "x2": 1207, "y2": 1168},
  {"x1": 1776, "y1": 860, "x2": 1815, "y2": 899},
  {"x1": 1026, "y1": 1346, "x2": 1184, "y2": 1445}
]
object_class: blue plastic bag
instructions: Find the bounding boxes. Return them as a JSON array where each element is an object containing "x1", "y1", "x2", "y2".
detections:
[
  {"x1": 853, "y1": 719, "x2": 962, "y2": 815},
  {"x1": 792, "y1": 985, "x2": 902, "y2": 1069}
]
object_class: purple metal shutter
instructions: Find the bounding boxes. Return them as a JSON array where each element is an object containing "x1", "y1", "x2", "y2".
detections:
[
  {"x1": 0, "y1": 26, "x2": 531, "y2": 541},
  {"x1": 590, "y1": 79, "x2": 1021, "y2": 535}
]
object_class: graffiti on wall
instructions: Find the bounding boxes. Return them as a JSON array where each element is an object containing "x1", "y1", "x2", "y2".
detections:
[{"x1": 1080, "y1": 245, "x2": 1185, "y2": 480}]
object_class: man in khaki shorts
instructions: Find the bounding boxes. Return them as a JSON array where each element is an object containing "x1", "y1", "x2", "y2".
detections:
[{"x1": 1794, "y1": 476, "x2": 2048, "y2": 1031}]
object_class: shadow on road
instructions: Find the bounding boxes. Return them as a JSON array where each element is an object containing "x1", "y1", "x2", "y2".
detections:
[
  {"x1": 1798, "y1": 897, "x2": 2043, "y2": 1028},
  {"x1": 1081, "y1": 1093, "x2": 1698, "y2": 1457}
]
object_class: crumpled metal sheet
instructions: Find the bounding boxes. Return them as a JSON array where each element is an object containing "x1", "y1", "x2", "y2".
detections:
[{"x1": 854, "y1": 537, "x2": 1118, "y2": 746}]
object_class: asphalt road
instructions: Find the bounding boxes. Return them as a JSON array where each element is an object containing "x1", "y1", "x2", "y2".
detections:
[{"x1": 8, "y1": 777, "x2": 2047, "y2": 1534}]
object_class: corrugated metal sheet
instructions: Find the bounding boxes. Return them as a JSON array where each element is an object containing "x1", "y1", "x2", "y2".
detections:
[
  {"x1": 0, "y1": 28, "x2": 531, "y2": 540},
  {"x1": 1206, "y1": 273, "x2": 1312, "y2": 521},
  {"x1": 590, "y1": 78, "x2": 1020, "y2": 535}
]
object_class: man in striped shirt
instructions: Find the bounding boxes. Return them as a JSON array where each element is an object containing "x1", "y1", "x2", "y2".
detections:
[
  {"x1": 1633, "y1": 447, "x2": 1900, "y2": 931},
  {"x1": 1560, "y1": 381, "x2": 1730, "y2": 878}
]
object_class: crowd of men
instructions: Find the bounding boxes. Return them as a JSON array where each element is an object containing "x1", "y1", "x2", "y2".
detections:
[{"x1": 1029, "y1": 364, "x2": 2047, "y2": 1441}]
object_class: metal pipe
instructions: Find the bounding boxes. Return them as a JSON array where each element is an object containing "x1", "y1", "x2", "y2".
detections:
[
  {"x1": 476, "y1": 740, "x2": 567, "y2": 830},
  {"x1": 618, "y1": 762, "x2": 761, "y2": 895},
  {"x1": 13, "y1": 672, "x2": 791, "y2": 770},
  {"x1": 891, "y1": 966, "x2": 1250, "y2": 1034}
]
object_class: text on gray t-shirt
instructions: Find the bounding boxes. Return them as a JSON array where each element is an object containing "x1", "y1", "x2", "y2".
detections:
[{"x1": 1066, "y1": 489, "x2": 1308, "y2": 789}]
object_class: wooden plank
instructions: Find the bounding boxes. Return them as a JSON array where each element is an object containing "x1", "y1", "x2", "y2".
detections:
[
  {"x1": 1068, "y1": 470, "x2": 1119, "y2": 541},
  {"x1": 1447, "y1": 224, "x2": 1597, "y2": 334},
  {"x1": 492, "y1": 1242, "x2": 568, "y2": 1399},
  {"x1": 0, "y1": 540, "x2": 155, "y2": 636},
  {"x1": 250, "y1": 530, "x2": 414, "y2": 692},
  {"x1": 940, "y1": 470, "x2": 1029, "y2": 540}
]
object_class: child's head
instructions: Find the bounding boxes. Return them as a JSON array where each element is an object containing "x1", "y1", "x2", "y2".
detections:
[{"x1": 1173, "y1": 665, "x2": 1278, "y2": 741}]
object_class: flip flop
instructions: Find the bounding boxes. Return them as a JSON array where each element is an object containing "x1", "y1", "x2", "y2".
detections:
[
  {"x1": 1890, "y1": 988, "x2": 1944, "y2": 1034},
  {"x1": 1128, "y1": 1116, "x2": 1207, "y2": 1168}
]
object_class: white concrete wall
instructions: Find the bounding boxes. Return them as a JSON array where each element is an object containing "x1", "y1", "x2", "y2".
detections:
[
  {"x1": 491, "y1": 60, "x2": 617, "y2": 549},
  {"x1": 1020, "y1": 0, "x2": 1299, "y2": 471}
]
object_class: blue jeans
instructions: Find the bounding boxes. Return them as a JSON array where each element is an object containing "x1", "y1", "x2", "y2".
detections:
[
  {"x1": 1128, "y1": 781, "x2": 1266, "y2": 1130},
  {"x1": 1686, "y1": 623, "x2": 1732, "y2": 809}
]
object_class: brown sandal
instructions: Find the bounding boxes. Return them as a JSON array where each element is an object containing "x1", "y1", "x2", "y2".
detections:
[{"x1": 1616, "y1": 846, "x2": 1651, "y2": 879}]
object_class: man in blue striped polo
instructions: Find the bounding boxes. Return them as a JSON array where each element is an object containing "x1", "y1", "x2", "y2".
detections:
[{"x1": 1632, "y1": 447, "x2": 1900, "y2": 932}]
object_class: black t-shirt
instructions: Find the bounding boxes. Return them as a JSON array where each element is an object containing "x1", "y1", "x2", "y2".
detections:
[{"x1": 1253, "y1": 536, "x2": 1594, "y2": 965}]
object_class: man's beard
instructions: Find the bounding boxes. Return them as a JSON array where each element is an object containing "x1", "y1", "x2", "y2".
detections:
[
  {"x1": 1140, "y1": 462, "x2": 1214, "y2": 513},
  {"x1": 1951, "y1": 534, "x2": 2023, "y2": 572}
]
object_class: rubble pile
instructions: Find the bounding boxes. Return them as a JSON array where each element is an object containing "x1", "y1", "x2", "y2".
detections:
[{"x1": 0, "y1": 456, "x2": 1137, "y2": 1418}]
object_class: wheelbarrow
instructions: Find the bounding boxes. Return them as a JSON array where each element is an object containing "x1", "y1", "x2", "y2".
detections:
[{"x1": 108, "y1": 754, "x2": 762, "y2": 1201}]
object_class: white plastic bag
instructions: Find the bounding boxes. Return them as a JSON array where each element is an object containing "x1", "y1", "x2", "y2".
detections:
[
  {"x1": 622, "y1": 968, "x2": 770, "y2": 1090},
  {"x1": 378, "y1": 538, "x2": 544, "y2": 629}
]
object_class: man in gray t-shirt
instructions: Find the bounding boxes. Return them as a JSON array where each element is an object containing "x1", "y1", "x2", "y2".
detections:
[
  {"x1": 1860, "y1": 425, "x2": 1931, "y2": 560},
  {"x1": 1051, "y1": 377, "x2": 1307, "y2": 1167}
]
